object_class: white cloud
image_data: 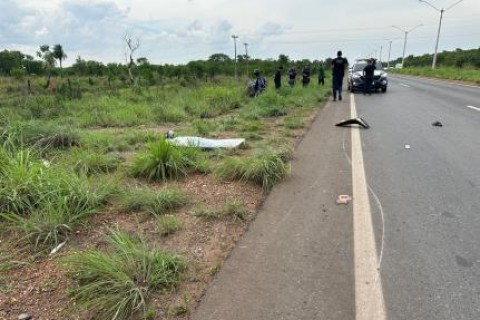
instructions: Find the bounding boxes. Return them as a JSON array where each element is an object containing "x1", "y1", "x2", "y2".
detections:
[
  {"x1": 1, "y1": 0, "x2": 479, "y2": 65},
  {"x1": 35, "y1": 27, "x2": 49, "y2": 37}
]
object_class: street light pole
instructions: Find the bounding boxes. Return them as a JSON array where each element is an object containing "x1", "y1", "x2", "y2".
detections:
[
  {"x1": 231, "y1": 34, "x2": 239, "y2": 80},
  {"x1": 418, "y1": 0, "x2": 466, "y2": 69},
  {"x1": 387, "y1": 40, "x2": 392, "y2": 68},
  {"x1": 392, "y1": 24, "x2": 423, "y2": 67},
  {"x1": 244, "y1": 42, "x2": 249, "y2": 77}
]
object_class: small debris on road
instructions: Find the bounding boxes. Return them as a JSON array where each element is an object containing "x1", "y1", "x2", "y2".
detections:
[
  {"x1": 432, "y1": 121, "x2": 443, "y2": 127},
  {"x1": 336, "y1": 195, "x2": 352, "y2": 204},
  {"x1": 335, "y1": 117, "x2": 370, "y2": 129},
  {"x1": 405, "y1": 145, "x2": 411, "y2": 149}
]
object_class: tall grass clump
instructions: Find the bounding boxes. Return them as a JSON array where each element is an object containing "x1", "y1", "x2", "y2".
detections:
[
  {"x1": 65, "y1": 228, "x2": 186, "y2": 320},
  {"x1": 0, "y1": 121, "x2": 79, "y2": 151},
  {"x1": 0, "y1": 196, "x2": 94, "y2": 250},
  {"x1": 60, "y1": 148, "x2": 122, "y2": 175},
  {"x1": 119, "y1": 187, "x2": 188, "y2": 215},
  {"x1": 216, "y1": 150, "x2": 291, "y2": 191},
  {"x1": 0, "y1": 149, "x2": 115, "y2": 250},
  {"x1": 131, "y1": 138, "x2": 201, "y2": 182},
  {"x1": 192, "y1": 199, "x2": 248, "y2": 221},
  {"x1": 157, "y1": 215, "x2": 184, "y2": 236}
]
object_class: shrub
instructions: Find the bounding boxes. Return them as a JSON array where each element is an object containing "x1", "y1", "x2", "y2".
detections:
[
  {"x1": 130, "y1": 138, "x2": 201, "y2": 182},
  {"x1": 65, "y1": 228, "x2": 186, "y2": 320},
  {"x1": 216, "y1": 150, "x2": 291, "y2": 191}
]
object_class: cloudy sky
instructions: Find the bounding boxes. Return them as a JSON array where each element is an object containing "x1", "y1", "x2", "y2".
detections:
[{"x1": 1, "y1": 0, "x2": 479, "y2": 66}]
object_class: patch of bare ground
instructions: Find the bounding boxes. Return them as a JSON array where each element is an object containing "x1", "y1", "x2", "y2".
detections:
[{"x1": 0, "y1": 107, "x2": 320, "y2": 320}]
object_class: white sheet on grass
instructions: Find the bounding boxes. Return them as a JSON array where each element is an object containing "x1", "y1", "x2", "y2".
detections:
[{"x1": 168, "y1": 137, "x2": 245, "y2": 149}]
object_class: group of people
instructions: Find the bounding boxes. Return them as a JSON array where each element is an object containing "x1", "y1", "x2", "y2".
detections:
[
  {"x1": 252, "y1": 62, "x2": 327, "y2": 96},
  {"x1": 253, "y1": 49, "x2": 375, "y2": 99}
]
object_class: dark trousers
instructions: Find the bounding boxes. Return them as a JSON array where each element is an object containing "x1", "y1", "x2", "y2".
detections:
[
  {"x1": 302, "y1": 77, "x2": 310, "y2": 87},
  {"x1": 275, "y1": 80, "x2": 281, "y2": 89},
  {"x1": 318, "y1": 76, "x2": 324, "y2": 85},
  {"x1": 332, "y1": 75, "x2": 343, "y2": 99},
  {"x1": 364, "y1": 77, "x2": 373, "y2": 94}
]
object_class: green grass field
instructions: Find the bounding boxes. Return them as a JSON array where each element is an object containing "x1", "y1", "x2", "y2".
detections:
[
  {"x1": 0, "y1": 74, "x2": 330, "y2": 319},
  {"x1": 392, "y1": 67, "x2": 480, "y2": 84}
]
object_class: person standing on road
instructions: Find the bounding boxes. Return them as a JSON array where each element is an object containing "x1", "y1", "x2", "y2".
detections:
[
  {"x1": 318, "y1": 62, "x2": 325, "y2": 86},
  {"x1": 331, "y1": 50, "x2": 348, "y2": 101},
  {"x1": 274, "y1": 66, "x2": 283, "y2": 89},
  {"x1": 362, "y1": 59, "x2": 375, "y2": 95},
  {"x1": 288, "y1": 66, "x2": 297, "y2": 87}
]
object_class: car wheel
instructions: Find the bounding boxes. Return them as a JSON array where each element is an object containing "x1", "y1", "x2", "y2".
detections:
[{"x1": 381, "y1": 87, "x2": 387, "y2": 93}]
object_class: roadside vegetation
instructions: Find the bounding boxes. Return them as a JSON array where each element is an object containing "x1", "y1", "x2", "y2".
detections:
[
  {"x1": 0, "y1": 62, "x2": 329, "y2": 319},
  {"x1": 391, "y1": 66, "x2": 480, "y2": 84},
  {"x1": 389, "y1": 47, "x2": 480, "y2": 84}
]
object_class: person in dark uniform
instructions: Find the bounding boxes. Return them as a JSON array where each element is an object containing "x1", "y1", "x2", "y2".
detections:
[
  {"x1": 274, "y1": 66, "x2": 283, "y2": 89},
  {"x1": 253, "y1": 69, "x2": 266, "y2": 96},
  {"x1": 362, "y1": 59, "x2": 376, "y2": 95},
  {"x1": 318, "y1": 62, "x2": 325, "y2": 86},
  {"x1": 302, "y1": 65, "x2": 311, "y2": 87},
  {"x1": 331, "y1": 50, "x2": 348, "y2": 101},
  {"x1": 288, "y1": 66, "x2": 297, "y2": 87}
]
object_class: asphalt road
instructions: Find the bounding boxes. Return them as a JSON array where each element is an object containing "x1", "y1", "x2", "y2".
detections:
[
  {"x1": 356, "y1": 75, "x2": 480, "y2": 320},
  {"x1": 192, "y1": 76, "x2": 480, "y2": 320},
  {"x1": 192, "y1": 94, "x2": 356, "y2": 320}
]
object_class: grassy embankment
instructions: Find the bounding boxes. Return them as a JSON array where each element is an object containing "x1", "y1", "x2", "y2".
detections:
[
  {"x1": 0, "y1": 75, "x2": 330, "y2": 319},
  {"x1": 392, "y1": 67, "x2": 480, "y2": 84}
]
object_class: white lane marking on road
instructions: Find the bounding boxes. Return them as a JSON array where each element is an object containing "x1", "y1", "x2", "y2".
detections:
[
  {"x1": 341, "y1": 131, "x2": 386, "y2": 269},
  {"x1": 399, "y1": 83, "x2": 410, "y2": 88},
  {"x1": 467, "y1": 105, "x2": 480, "y2": 112},
  {"x1": 351, "y1": 94, "x2": 386, "y2": 320}
]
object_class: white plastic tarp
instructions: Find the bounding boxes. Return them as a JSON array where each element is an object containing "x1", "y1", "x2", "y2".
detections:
[{"x1": 168, "y1": 137, "x2": 245, "y2": 149}]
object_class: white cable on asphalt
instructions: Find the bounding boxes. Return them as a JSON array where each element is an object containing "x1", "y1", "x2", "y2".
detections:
[
  {"x1": 350, "y1": 94, "x2": 386, "y2": 320},
  {"x1": 466, "y1": 105, "x2": 480, "y2": 112}
]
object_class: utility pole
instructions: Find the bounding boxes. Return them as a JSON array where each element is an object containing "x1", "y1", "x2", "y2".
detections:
[
  {"x1": 231, "y1": 34, "x2": 239, "y2": 80},
  {"x1": 244, "y1": 42, "x2": 249, "y2": 77},
  {"x1": 387, "y1": 40, "x2": 393, "y2": 68},
  {"x1": 379, "y1": 45, "x2": 383, "y2": 62},
  {"x1": 418, "y1": 0, "x2": 466, "y2": 69},
  {"x1": 392, "y1": 24, "x2": 422, "y2": 67}
]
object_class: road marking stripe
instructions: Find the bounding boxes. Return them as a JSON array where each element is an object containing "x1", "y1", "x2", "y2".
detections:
[
  {"x1": 399, "y1": 83, "x2": 410, "y2": 87},
  {"x1": 351, "y1": 95, "x2": 386, "y2": 320},
  {"x1": 467, "y1": 105, "x2": 480, "y2": 112}
]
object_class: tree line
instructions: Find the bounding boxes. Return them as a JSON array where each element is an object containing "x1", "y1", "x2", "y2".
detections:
[
  {"x1": 390, "y1": 47, "x2": 480, "y2": 68},
  {"x1": 1, "y1": 45, "x2": 478, "y2": 83},
  {"x1": 0, "y1": 45, "x2": 330, "y2": 83}
]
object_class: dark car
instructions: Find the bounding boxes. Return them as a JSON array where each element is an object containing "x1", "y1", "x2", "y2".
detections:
[{"x1": 347, "y1": 59, "x2": 388, "y2": 93}]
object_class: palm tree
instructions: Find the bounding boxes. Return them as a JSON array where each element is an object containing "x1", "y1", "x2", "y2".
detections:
[{"x1": 53, "y1": 44, "x2": 67, "y2": 69}]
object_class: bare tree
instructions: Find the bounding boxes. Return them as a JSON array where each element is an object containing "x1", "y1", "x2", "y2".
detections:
[{"x1": 124, "y1": 33, "x2": 140, "y2": 84}]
